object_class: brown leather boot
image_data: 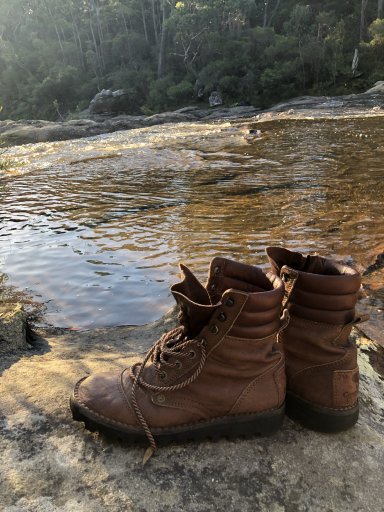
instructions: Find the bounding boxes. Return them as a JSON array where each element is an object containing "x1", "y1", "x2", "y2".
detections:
[
  {"x1": 266, "y1": 246, "x2": 363, "y2": 432},
  {"x1": 71, "y1": 258, "x2": 286, "y2": 458}
]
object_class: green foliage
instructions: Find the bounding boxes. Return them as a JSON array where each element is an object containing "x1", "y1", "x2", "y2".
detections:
[
  {"x1": 368, "y1": 18, "x2": 384, "y2": 43},
  {"x1": 147, "y1": 75, "x2": 176, "y2": 111},
  {"x1": 0, "y1": 0, "x2": 383, "y2": 120},
  {"x1": 167, "y1": 80, "x2": 194, "y2": 104}
]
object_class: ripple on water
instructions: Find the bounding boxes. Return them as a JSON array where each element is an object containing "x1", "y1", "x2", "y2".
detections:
[{"x1": 0, "y1": 117, "x2": 383, "y2": 328}]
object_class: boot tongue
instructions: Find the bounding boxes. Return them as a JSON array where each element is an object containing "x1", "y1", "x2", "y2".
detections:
[{"x1": 171, "y1": 264, "x2": 218, "y2": 338}]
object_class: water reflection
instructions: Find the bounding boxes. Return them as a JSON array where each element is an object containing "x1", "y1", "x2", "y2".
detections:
[{"x1": 0, "y1": 117, "x2": 383, "y2": 328}]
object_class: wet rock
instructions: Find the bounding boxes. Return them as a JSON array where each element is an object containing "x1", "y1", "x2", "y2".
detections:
[
  {"x1": 0, "y1": 107, "x2": 258, "y2": 147},
  {"x1": 204, "y1": 105, "x2": 260, "y2": 120},
  {"x1": 355, "y1": 249, "x2": 384, "y2": 347},
  {"x1": 267, "y1": 85, "x2": 384, "y2": 113},
  {"x1": 0, "y1": 310, "x2": 383, "y2": 511},
  {"x1": 144, "y1": 111, "x2": 198, "y2": 126},
  {"x1": 0, "y1": 303, "x2": 29, "y2": 354},
  {"x1": 364, "y1": 249, "x2": 384, "y2": 275}
]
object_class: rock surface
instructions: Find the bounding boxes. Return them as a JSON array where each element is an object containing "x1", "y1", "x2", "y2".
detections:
[
  {"x1": 2, "y1": 82, "x2": 384, "y2": 148},
  {"x1": 1, "y1": 307, "x2": 383, "y2": 511},
  {"x1": 0, "y1": 106, "x2": 260, "y2": 147},
  {"x1": 267, "y1": 89, "x2": 384, "y2": 113},
  {"x1": 89, "y1": 89, "x2": 132, "y2": 115},
  {"x1": 209, "y1": 91, "x2": 223, "y2": 107},
  {"x1": 364, "y1": 80, "x2": 384, "y2": 95},
  {"x1": 0, "y1": 303, "x2": 29, "y2": 354}
]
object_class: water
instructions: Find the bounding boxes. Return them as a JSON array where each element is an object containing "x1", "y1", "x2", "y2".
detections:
[{"x1": 1, "y1": 115, "x2": 383, "y2": 328}]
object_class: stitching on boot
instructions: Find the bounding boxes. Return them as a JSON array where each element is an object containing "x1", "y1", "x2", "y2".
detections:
[
  {"x1": 288, "y1": 391, "x2": 358, "y2": 412},
  {"x1": 289, "y1": 349, "x2": 355, "y2": 384},
  {"x1": 74, "y1": 395, "x2": 281, "y2": 432},
  {"x1": 274, "y1": 363, "x2": 286, "y2": 406},
  {"x1": 228, "y1": 357, "x2": 283, "y2": 414}
]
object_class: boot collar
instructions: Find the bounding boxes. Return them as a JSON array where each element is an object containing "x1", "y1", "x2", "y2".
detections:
[{"x1": 266, "y1": 246, "x2": 359, "y2": 278}]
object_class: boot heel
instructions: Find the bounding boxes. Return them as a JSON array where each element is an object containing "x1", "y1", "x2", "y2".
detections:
[
  {"x1": 226, "y1": 405, "x2": 286, "y2": 437},
  {"x1": 286, "y1": 392, "x2": 359, "y2": 433}
]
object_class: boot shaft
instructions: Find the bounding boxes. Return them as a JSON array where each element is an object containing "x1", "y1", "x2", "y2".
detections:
[
  {"x1": 266, "y1": 246, "x2": 361, "y2": 429},
  {"x1": 266, "y1": 246, "x2": 361, "y2": 324}
]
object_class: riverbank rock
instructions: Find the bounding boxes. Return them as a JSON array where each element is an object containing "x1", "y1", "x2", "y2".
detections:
[
  {"x1": 0, "y1": 303, "x2": 29, "y2": 354},
  {"x1": 266, "y1": 85, "x2": 384, "y2": 113},
  {"x1": 209, "y1": 91, "x2": 223, "y2": 107},
  {"x1": 0, "y1": 106, "x2": 260, "y2": 147},
  {"x1": 0, "y1": 309, "x2": 383, "y2": 511},
  {"x1": 1, "y1": 81, "x2": 384, "y2": 148},
  {"x1": 89, "y1": 89, "x2": 132, "y2": 115},
  {"x1": 363, "y1": 80, "x2": 384, "y2": 95}
]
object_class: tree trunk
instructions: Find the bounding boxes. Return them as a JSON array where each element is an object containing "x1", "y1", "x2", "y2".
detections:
[
  {"x1": 157, "y1": 1, "x2": 168, "y2": 78},
  {"x1": 141, "y1": 1, "x2": 149, "y2": 43},
  {"x1": 120, "y1": 9, "x2": 133, "y2": 63},
  {"x1": 378, "y1": 0, "x2": 384, "y2": 18},
  {"x1": 263, "y1": 1, "x2": 268, "y2": 28},
  {"x1": 94, "y1": 2, "x2": 105, "y2": 72},
  {"x1": 267, "y1": 0, "x2": 281, "y2": 28},
  {"x1": 68, "y1": 2, "x2": 86, "y2": 70},
  {"x1": 151, "y1": 0, "x2": 159, "y2": 45},
  {"x1": 88, "y1": 0, "x2": 102, "y2": 80},
  {"x1": 360, "y1": 0, "x2": 369, "y2": 41},
  {"x1": 43, "y1": 0, "x2": 65, "y2": 62}
]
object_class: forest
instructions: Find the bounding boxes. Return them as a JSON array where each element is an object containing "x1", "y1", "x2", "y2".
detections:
[{"x1": 0, "y1": 0, "x2": 384, "y2": 121}]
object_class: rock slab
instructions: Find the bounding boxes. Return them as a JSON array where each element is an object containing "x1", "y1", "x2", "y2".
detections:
[
  {"x1": 0, "y1": 310, "x2": 384, "y2": 511},
  {"x1": 0, "y1": 303, "x2": 29, "y2": 354}
]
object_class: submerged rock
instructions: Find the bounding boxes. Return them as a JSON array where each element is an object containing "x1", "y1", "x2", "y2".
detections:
[{"x1": 0, "y1": 309, "x2": 383, "y2": 510}]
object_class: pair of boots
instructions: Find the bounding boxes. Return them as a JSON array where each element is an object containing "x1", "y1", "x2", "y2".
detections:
[{"x1": 71, "y1": 247, "x2": 363, "y2": 460}]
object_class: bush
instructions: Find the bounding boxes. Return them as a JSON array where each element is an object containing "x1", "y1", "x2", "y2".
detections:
[{"x1": 167, "y1": 80, "x2": 194, "y2": 105}]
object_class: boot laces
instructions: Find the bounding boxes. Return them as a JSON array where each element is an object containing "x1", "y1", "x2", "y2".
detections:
[{"x1": 129, "y1": 310, "x2": 207, "y2": 462}]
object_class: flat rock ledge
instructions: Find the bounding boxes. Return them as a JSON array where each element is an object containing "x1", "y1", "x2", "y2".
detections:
[
  {"x1": 0, "y1": 106, "x2": 260, "y2": 147},
  {"x1": 0, "y1": 310, "x2": 383, "y2": 512}
]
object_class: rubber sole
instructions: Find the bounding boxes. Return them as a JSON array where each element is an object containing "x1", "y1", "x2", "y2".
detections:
[
  {"x1": 70, "y1": 396, "x2": 285, "y2": 446},
  {"x1": 286, "y1": 392, "x2": 359, "y2": 432}
]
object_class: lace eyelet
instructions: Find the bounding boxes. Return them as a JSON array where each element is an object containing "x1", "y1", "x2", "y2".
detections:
[
  {"x1": 198, "y1": 337, "x2": 207, "y2": 347},
  {"x1": 159, "y1": 371, "x2": 167, "y2": 380},
  {"x1": 189, "y1": 350, "x2": 196, "y2": 359},
  {"x1": 156, "y1": 394, "x2": 166, "y2": 403},
  {"x1": 218, "y1": 312, "x2": 227, "y2": 322},
  {"x1": 225, "y1": 297, "x2": 235, "y2": 307},
  {"x1": 281, "y1": 273, "x2": 289, "y2": 282},
  {"x1": 214, "y1": 266, "x2": 220, "y2": 275},
  {"x1": 210, "y1": 324, "x2": 219, "y2": 334},
  {"x1": 175, "y1": 361, "x2": 182, "y2": 369},
  {"x1": 211, "y1": 283, "x2": 216, "y2": 291}
]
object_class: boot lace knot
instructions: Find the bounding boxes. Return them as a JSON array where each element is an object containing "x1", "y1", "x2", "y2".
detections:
[{"x1": 128, "y1": 322, "x2": 207, "y2": 462}]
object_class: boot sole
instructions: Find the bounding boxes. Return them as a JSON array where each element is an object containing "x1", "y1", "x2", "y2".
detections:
[
  {"x1": 70, "y1": 396, "x2": 285, "y2": 445},
  {"x1": 286, "y1": 392, "x2": 359, "y2": 432}
]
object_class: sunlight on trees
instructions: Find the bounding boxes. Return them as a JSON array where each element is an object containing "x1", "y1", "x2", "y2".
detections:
[{"x1": 0, "y1": 0, "x2": 382, "y2": 120}]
